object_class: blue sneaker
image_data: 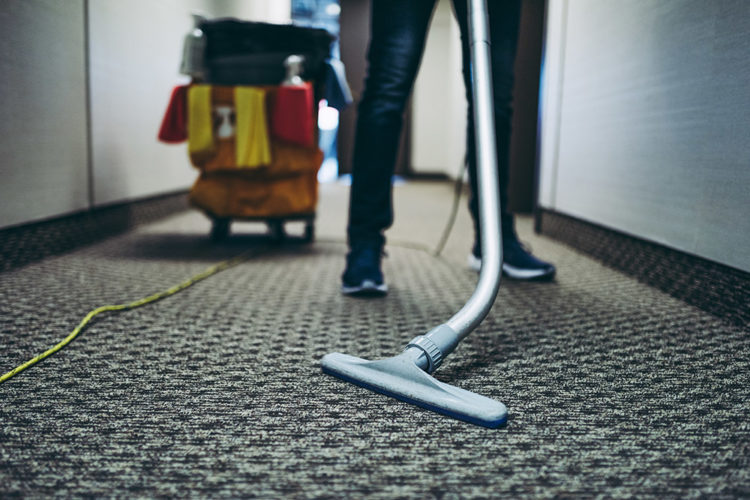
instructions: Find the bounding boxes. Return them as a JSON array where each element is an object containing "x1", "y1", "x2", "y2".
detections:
[
  {"x1": 342, "y1": 242, "x2": 388, "y2": 296},
  {"x1": 469, "y1": 236, "x2": 556, "y2": 281}
]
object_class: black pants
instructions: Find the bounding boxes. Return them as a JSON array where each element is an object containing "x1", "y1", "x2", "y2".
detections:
[{"x1": 347, "y1": 0, "x2": 522, "y2": 247}]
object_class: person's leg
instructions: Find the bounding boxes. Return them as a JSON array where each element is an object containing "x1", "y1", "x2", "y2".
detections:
[
  {"x1": 347, "y1": 0, "x2": 437, "y2": 248},
  {"x1": 343, "y1": 0, "x2": 437, "y2": 294},
  {"x1": 453, "y1": 0, "x2": 555, "y2": 280}
]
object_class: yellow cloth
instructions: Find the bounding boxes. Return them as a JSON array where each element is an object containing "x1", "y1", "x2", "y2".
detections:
[
  {"x1": 235, "y1": 87, "x2": 271, "y2": 168},
  {"x1": 187, "y1": 85, "x2": 215, "y2": 158}
]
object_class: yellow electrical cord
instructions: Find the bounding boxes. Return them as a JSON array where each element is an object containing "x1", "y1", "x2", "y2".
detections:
[
  {"x1": 0, "y1": 252, "x2": 253, "y2": 384},
  {"x1": 0, "y1": 203, "x2": 467, "y2": 386}
]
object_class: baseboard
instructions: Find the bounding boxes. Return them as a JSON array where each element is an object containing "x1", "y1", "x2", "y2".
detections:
[
  {"x1": 0, "y1": 192, "x2": 189, "y2": 273},
  {"x1": 537, "y1": 209, "x2": 749, "y2": 328}
]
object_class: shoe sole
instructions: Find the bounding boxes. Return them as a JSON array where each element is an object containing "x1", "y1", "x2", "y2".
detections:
[
  {"x1": 467, "y1": 255, "x2": 555, "y2": 281},
  {"x1": 502, "y1": 263, "x2": 555, "y2": 281},
  {"x1": 341, "y1": 280, "x2": 388, "y2": 297}
]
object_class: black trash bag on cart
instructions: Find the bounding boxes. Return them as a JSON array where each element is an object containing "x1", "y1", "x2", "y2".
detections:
[{"x1": 199, "y1": 19, "x2": 335, "y2": 86}]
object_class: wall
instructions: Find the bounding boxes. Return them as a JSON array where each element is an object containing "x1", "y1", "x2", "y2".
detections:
[
  {"x1": 411, "y1": 0, "x2": 466, "y2": 178},
  {"x1": 0, "y1": 0, "x2": 290, "y2": 228},
  {"x1": 538, "y1": 0, "x2": 750, "y2": 272},
  {"x1": 89, "y1": 0, "x2": 207, "y2": 205},
  {"x1": 0, "y1": 1, "x2": 89, "y2": 227}
]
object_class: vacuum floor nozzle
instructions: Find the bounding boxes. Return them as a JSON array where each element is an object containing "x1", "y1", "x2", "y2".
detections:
[{"x1": 321, "y1": 350, "x2": 507, "y2": 428}]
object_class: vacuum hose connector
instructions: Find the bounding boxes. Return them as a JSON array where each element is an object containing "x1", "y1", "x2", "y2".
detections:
[
  {"x1": 406, "y1": 324, "x2": 460, "y2": 373},
  {"x1": 406, "y1": 336, "x2": 443, "y2": 373}
]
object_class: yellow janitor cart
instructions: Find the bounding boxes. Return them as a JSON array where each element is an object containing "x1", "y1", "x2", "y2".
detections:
[{"x1": 159, "y1": 18, "x2": 336, "y2": 241}]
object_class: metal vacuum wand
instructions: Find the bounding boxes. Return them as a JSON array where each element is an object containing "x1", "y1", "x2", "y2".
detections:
[
  {"x1": 321, "y1": 0, "x2": 507, "y2": 428},
  {"x1": 405, "y1": 0, "x2": 503, "y2": 373}
]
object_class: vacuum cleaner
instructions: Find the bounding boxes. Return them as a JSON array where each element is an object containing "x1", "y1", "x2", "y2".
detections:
[{"x1": 322, "y1": 0, "x2": 508, "y2": 428}]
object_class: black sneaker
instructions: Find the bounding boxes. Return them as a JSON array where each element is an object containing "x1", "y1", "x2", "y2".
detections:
[
  {"x1": 469, "y1": 237, "x2": 556, "y2": 281},
  {"x1": 342, "y1": 242, "x2": 388, "y2": 296}
]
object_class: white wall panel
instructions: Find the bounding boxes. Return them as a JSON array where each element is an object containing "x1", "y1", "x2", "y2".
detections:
[
  {"x1": 89, "y1": 0, "x2": 208, "y2": 205},
  {"x1": 538, "y1": 0, "x2": 750, "y2": 272},
  {"x1": 0, "y1": 0, "x2": 89, "y2": 228},
  {"x1": 227, "y1": 0, "x2": 291, "y2": 24},
  {"x1": 411, "y1": 0, "x2": 467, "y2": 177}
]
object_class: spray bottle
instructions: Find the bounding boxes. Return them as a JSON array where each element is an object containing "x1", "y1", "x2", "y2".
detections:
[
  {"x1": 180, "y1": 13, "x2": 207, "y2": 81},
  {"x1": 282, "y1": 55, "x2": 306, "y2": 86}
]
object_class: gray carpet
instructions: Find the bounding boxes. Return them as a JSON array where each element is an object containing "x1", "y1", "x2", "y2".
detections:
[{"x1": 1, "y1": 181, "x2": 748, "y2": 498}]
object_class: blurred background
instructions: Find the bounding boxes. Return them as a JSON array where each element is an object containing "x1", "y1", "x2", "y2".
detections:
[{"x1": 1, "y1": 0, "x2": 748, "y2": 274}]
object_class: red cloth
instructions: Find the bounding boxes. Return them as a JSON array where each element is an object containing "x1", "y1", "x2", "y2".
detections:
[
  {"x1": 158, "y1": 85, "x2": 189, "y2": 143},
  {"x1": 271, "y1": 83, "x2": 315, "y2": 148}
]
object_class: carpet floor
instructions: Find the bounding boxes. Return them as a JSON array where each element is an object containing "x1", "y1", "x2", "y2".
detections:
[{"x1": 1, "y1": 181, "x2": 748, "y2": 498}]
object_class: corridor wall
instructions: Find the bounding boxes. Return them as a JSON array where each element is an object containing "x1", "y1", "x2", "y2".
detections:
[
  {"x1": 537, "y1": 0, "x2": 750, "y2": 273},
  {"x1": 411, "y1": 0, "x2": 466, "y2": 178},
  {"x1": 0, "y1": 1, "x2": 89, "y2": 228}
]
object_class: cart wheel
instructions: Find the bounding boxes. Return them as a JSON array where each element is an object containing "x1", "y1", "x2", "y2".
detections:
[
  {"x1": 211, "y1": 218, "x2": 231, "y2": 241},
  {"x1": 268, "y1": 220, "x2": 285, "y2": 242},
  {"x1": 303, "y1": 221, "x2": 315, "y2": 243}
]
